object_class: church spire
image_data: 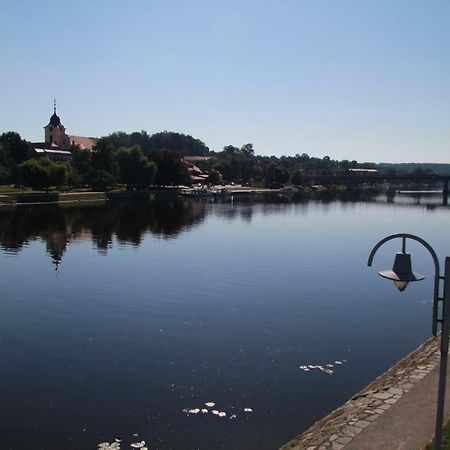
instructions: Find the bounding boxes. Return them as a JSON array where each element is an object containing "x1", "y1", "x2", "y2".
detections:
[{"x1": 54, "y1": 99, "x2": 57, "y2": 114}]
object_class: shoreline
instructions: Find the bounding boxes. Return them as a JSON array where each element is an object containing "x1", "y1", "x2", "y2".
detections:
[
  {"x1": 0, "y1": 186, "x2": 289, "y2": 207},
  {"x1": 280, "y1": 335, "x2": 440, "y2": 449}
]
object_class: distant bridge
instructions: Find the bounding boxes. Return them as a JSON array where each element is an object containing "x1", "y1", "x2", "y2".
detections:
[
  {"x1": 303, "y1": 173, "x2": 449, "y2": 194},
  {"x1": 302, "y1": 173, "x2": 449, "y2": 205}
]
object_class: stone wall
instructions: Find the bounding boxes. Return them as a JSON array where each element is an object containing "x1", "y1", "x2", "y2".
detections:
[{"x1": 280, "y1": 336, "x2": 440, "y2": 450}]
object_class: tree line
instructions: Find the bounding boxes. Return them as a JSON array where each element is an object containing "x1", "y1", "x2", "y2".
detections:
[
  {"x1": 0, "y1": 131, "x2": 194, "y2": 190},
  {"x1": 0, "y1": 129, "x2": 441, "y2": 191}
]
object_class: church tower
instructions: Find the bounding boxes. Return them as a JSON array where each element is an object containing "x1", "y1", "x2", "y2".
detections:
[{"x1": 44, "y1": 100, "x2": 70, "y2": 149}]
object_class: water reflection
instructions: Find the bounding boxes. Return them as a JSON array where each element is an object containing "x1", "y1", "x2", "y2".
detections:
[
  {"x1": 0, "y1": 189, "x2": 447, "y2": 268},
  {"x1": 0, "y1": 199, "x2": 207, "y2": 267},
  {"x1": 0, "y1": 189, "x2": 449, "y2": 450}
]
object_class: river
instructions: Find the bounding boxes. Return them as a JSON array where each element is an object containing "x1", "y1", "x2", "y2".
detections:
[{"x1": 0, "y1": 191, "x2": 449, "y2": 450}]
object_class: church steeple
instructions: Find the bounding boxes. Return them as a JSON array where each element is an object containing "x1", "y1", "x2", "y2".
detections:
[
  {"x1": 47, "y1": 100, "x2": 61, "y2": 127},
  {"x1": 44, "y1": 100, "x2": 69, "y2": 148}
]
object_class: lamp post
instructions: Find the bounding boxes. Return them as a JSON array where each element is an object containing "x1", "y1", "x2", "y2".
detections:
[{"x1": 367, "y1": 233, "x2": 450, "y2": 450}]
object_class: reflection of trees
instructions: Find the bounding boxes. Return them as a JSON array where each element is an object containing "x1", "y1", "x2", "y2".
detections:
[
  {"x1": 0, "y1": 199, "x2": 206, "y2": 266},
  {"x1": 0, "y1": 189, "x2": 445, "y2": 268}
]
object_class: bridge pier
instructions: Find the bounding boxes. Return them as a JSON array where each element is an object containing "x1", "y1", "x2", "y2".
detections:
[{"x1": 444, "y1": 180, "x2": 448, "y2": 206}]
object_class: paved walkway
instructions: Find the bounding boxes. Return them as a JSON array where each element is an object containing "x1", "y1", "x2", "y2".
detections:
[
  {"x1": 344, "y1": 354, "x2": 449, "y2": 450},
  {"x1": 280, "y1": 336, "x2": 450, "y2": 450}
]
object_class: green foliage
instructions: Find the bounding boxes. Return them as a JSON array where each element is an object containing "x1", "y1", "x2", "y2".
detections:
[
  {"x1": 291, "y1": 169, "x2": 304, "y2": 186},
  {"x1": 264, "y1": 163, "x2": 290, "y2": 187},
  {"x1": 18, "y1": 157, "x2": 69, "y2": 190},
  {"x1": 89, "y1": 170, "x2": 116, "y2": 190},
  {"x1": 71, "y1": 146, "x2": 92, "y2": 184},
  {"x1": 147, "y1": 131, "x2": 209, "y2": 156},
  {"x1": 150, "y1": 149, "x2": 192, "y2": 187},
  {"x1": 215, "y1": 143, "x2": 258, "y2": 181},
  {"x1": 53, "y1": 163, "x2": 69, "y2": 187},
  {"x1": 8, "y1": 126, "x2": 448, "y2": 193},
  {"x1": 0, "y1": 132, "x2": 32, "y2": 165},
  {"x1": 117, "y1": 146, "x2": 157, "y2": 186},
  {"x1": 0, "y1": 132, "x2": 33, "y2": 183},
  {"x1": 102, "y1": 131, "x2": 209, "y2": 157},
  {"x1": 208, "y1": 169, "x2": 222, "y2": 185},
  {"x1": 0, "y1": 163, "x2": 10, "y2": 184}
]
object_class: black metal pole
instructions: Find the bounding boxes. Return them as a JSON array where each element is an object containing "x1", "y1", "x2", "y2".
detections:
[{"x1": 435, "y1": 257, "x2": 450, "y2": 450}]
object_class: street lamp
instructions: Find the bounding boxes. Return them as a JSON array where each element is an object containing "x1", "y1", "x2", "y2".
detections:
[{"x1": 368, "y1": 233, "x2": 450, "y2": 450}]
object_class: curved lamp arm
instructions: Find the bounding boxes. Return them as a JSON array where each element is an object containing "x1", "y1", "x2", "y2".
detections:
[{"x1": 367, "y1": 233, "x2": 441, "y2": 335}]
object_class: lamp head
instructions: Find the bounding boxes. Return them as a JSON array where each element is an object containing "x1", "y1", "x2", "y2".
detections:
[{"x1": 378, "y1": 252, "x2": 425, "y2": 292}]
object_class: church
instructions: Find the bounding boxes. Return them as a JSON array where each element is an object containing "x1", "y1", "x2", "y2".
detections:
[{"x1": 32, "y1": 102, "x2": 98, "y2": 162}]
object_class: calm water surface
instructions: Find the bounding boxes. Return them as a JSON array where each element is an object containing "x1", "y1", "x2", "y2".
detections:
[{"x1": 0, "y1": 192, "x2": 449, "y2": 450}]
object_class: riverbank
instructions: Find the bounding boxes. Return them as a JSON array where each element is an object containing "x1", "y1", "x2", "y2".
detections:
[
  {"x1": 0, "y1": 185, "x2": 285, "y2": 206},
  {"x1": 0, "y1": 188, "x2": 169, "y2": 206},
  {"x1": 280, "y1": 335, "x2": 445, "y2": 450}
]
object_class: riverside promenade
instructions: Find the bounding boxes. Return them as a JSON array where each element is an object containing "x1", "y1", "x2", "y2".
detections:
[{"x1": 280, "y1": 335, "x2": 449, "y2": 450}]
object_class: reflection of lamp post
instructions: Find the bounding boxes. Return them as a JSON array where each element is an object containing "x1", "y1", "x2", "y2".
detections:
[{"x1": 368, "y1": 233, "x2": 450, "y2": 450}]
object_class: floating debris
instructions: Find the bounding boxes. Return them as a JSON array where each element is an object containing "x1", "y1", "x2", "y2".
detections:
[
  {"x1": 97, "y1": 443, "x2": 120, "y2": 450},
  {"x1": 97, "y1": 443, "x2": 111, "y2": 450},
  {"x1": 183, "y1": 404, "x2": 253, "y2": 419},
  {"x1": 299, "y1": 359, "x2": 348, "y2": 375},
  {"x1": 205, "y1": 402, "x2": 215, "y2": 407}
]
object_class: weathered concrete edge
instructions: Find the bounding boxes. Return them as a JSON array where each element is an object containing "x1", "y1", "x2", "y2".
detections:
[{"x1": 279, "y1": 335, "x2": 440, "y2": 450}]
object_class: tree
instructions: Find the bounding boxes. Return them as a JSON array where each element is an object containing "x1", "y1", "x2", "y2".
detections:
[
  {"x1": 91, "y1": 139, "x2": 117, "y2": 177},
  {"x1": 208, "y1": 169, "x2": 222, "y2": 185},
  {"x1": 117, "y1": 146, "x2": 157, "y2": 186},
  {"x1": 291, "y1": 169, "x2": 304, "y2": 186},
  {"x1": 223, "y1": 145, "x2": 240, "y2": 155},
  {"x1": 241, "y1": 143, "x2": 254, "y2": 157},
  {"x1": 264, "y1": 163, "x2": 290, "y2": 187},
  {"x1": 52, "y1": 163, "x2": 69, "y2": 188},
  {"x1": 18, "y1": 158, "x2": 53, "y2": 190},
  {"x1": 89, "y1": 170, "x2": 116, "y2": 190},
  {"x1": 215, "y1": 160, "x2": 233, "y2": 181},
  {"x1": 0, "y1": 132, "x2": 33, "y2": 183},
  {"x1": 0, "y1": 132, "x2": 32, "y2": 165},
  {"x1": 299, "y1": 153, "x2": 310, "y2": 162},
  {"x1": 150, "y1": 149, "x2": 191, "y2": 187},
  {"x1": 71, "y1": 146, "x2": 92, "y2": 184},
  {"x1": 273, "y1": 166, "x2": 290, "y2": 185},
  {"x1": 147, "y1": 131, "x2": 209, "y2": 156}
]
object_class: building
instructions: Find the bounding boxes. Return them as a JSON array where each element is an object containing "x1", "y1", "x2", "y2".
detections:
[{"x1": 32, "y1": 102, "x2": 98, "y2": 162}]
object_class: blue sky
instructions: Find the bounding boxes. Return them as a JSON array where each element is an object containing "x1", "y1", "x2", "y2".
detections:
[{"x1": 1, "y1": 0, "x2": 449, "y2": 162}]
